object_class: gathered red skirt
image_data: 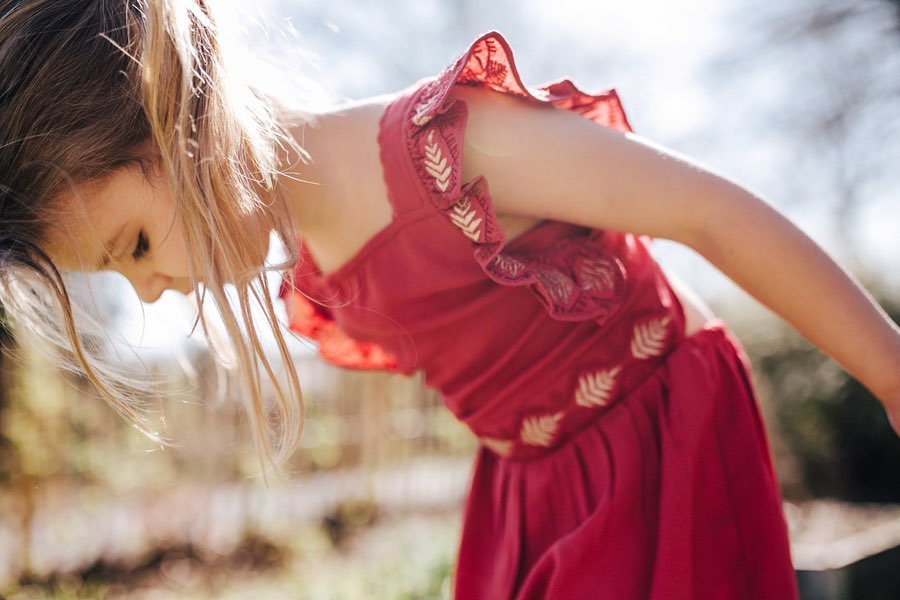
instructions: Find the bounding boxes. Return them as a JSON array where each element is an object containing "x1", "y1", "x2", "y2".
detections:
[{"x1": 453, "y1": 320, "x2": 798, "y2": 599}]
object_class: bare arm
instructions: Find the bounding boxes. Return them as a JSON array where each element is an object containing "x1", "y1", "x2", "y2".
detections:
[{"x1": 450, "y1": 84, "x2": 900, "y2": 430}]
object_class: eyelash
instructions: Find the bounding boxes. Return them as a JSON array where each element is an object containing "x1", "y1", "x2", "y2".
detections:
[{"x1": 132, "y1": 231, "x2": 149, "y2": 260}]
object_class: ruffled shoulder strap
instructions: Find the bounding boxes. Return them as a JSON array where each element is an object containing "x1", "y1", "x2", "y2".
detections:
[
  {"x1": 401, "y1": 31, "x2": 646, "y2": 323},
  {"x1": 409, "y1": 31, "x2": 632, "y2": 131},
  {"x1": 404, "y1": 30, "x2": 632, "y2": 211}
]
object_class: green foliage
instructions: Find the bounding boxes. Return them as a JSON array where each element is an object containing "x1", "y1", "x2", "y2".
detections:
[
  {"x1": 5, "y1": 513, "x2": 457, "y2": 599},
  {"x1": 0, "y1": 337, "x2": 469, "y2": 593},
  {"x1": 747, "y1": 292, "x2": 900, "y2": 502}
]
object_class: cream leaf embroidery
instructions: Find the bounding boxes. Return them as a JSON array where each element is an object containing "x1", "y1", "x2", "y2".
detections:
[
  {"x1": 480, "y1": 437, "x2": 513, "y2": 457},
  {"x1": 578, "y1": 258, "x2": 617, "y2": 292},
  {"x1": 493, "y1": 255, "x2": 526, "y2": 278},
  {"x1": 423, "y1": 130, "x2": 452, "y2": 192},
  {"x1": 630, "y1": 316, "x2": 671, "y2": 359},
  {"x1": 537, "y1": 269, "x2": 575, "y2": 306},
  {"x1": 575, "y1": 366, "x2": 622, "y2": 407},
  {"x1": 520, "y1": 412, "x2": 564, "y2": 447},
  {"x1": 450, "y1": 197, "x2": 483, "y2": 242},
  {"x1": 412, "y1": 96, "x2": 437, "y2": 126}
]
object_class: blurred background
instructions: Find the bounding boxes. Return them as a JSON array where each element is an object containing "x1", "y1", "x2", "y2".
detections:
[{"x1": 1, "y1": 0, "x2": 900, "y2": 597}]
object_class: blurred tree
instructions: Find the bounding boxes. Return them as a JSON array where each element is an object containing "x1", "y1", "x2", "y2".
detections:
[
  {"x1": 709, "y1": 0, "x2": 900, "y2": 502},
  {"x1": 696, "y1": 0, "x2": 900, "y2": 273},
  {"x1": 748, "y1": 288, "x2": 900, "y2": 502}
]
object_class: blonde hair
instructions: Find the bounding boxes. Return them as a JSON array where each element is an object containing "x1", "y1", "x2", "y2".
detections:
[{"x1": 0, "y1": 0, "x2": 310, "y2": 465}]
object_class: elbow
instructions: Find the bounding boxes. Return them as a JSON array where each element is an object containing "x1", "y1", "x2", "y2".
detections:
[{"x1": 679, "y1": 183, "x2": 766, "y2": 261}]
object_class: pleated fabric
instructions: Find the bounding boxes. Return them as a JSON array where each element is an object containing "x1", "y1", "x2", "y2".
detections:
[{"x1": 456, "y1": 321, "x2": 796, "y2": 599}]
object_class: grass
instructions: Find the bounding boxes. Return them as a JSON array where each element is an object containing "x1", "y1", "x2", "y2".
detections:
[{"x1": 5, "y1": 511, "x2": 460, "y2": 600}]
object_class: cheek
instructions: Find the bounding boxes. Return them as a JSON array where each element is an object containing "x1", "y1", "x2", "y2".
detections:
[
  {"x1": 151, "y1": 210, "x2": 270, "y2": 282},
  {"x1": 154, "y1": 223, "x2": 192, "y2": 278}
]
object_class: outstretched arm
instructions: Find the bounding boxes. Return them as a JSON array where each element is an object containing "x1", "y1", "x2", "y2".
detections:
[{"x1": 450, "y1": 84, "x2": 900, "y2": 431}]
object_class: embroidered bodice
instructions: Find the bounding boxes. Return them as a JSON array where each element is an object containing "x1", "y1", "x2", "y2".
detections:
[{"x1": 280, "y1": 31, "x2": 687, "y2": 460}]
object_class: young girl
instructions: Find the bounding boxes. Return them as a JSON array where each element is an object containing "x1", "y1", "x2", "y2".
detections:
[{"x1": 1, "y1": 1, "x2": 898, "y2": 598}]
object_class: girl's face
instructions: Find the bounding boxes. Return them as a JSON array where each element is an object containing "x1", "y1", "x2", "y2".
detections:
[{"x1": 46, "y1": 164, "x2": 193, "y2": 303}]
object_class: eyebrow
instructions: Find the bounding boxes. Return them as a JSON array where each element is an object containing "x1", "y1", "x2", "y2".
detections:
[{"x1": 96, "y1": 224, "x2": 126, "y2": 270}]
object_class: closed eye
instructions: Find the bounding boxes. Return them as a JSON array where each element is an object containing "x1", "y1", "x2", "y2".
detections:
[{"x1": 132, "y1": 230, "x2": 149, "y2": 260}]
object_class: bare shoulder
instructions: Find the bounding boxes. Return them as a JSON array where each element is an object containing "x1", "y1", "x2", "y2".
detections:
[
  {"x1": 299, "y1": 94, "x2": 394, "y2": 184},
  {"x1": 282, "y1": 95, "x2": 395, "y2": 273},
  {"x1": 311, "y1": 94, "x2": 395, "y2": 213}
]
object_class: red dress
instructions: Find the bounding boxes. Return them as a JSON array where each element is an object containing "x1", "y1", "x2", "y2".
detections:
[{"x1": 280, "y1": 31, "x2": 798, "y2": 600}]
